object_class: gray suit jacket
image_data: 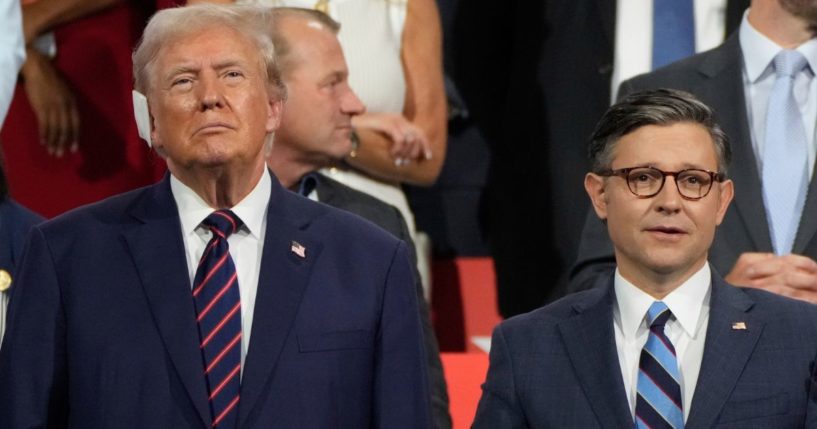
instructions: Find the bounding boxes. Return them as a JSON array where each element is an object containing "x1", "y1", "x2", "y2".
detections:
[
  {"x1": 570, "y1": 33, "x2": 817, "y2": 292},
  {"x1": 473, "y1": 273, "x2": 817, "y2": 428},
  {"x1": 307, "y1": 173, "x2": 452, "y2": 429}
]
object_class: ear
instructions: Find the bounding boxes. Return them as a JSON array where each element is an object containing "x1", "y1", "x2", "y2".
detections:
[
  {"x1": 585, "y1": 172, "x2": 609, "y2": 220},
  {"x1": 266, "y1": 97, "x2": 284, "y2": 133},
  {"x1": 714, "y1": 178, "x2": 734, "y2": 225}
]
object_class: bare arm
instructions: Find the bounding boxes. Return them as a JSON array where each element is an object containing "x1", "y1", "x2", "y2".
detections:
[
  {"x1": 22, "y1": 0, "x2": 122, "y2": 43},
  {"x1": 345, "y1": 0, "x2": 447, "y2": 186}
]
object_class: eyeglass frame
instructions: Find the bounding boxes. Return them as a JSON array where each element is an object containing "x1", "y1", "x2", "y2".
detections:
[{"x1": 598, "y1": 166, "x2": 726, "y2": 201}]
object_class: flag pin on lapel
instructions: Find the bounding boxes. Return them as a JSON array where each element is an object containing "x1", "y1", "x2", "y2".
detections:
[
  {"x1": 291, "y1": 241, "x2": 306, "y2": 258},
  {"x1": 731, "y1": 322, "x2": 747, "y2": 330}
]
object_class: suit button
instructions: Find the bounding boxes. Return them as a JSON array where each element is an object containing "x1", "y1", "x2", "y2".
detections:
[{"x1": 598, "y1": 63, "x2": 613, "y2": 74}]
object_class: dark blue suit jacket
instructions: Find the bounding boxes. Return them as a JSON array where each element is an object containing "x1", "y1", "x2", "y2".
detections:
[
  {"x1": 0, "y1": 175, "x2": 431, "y2": 428},
  {"x1": 0, "y1": 198, "x2": 43, "y2": 280},
  {"x1": 473, "y1": 274, "x2": 817, "y2": 428}
]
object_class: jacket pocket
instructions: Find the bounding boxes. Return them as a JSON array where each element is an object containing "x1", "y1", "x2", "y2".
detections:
[{"x1": 717, "y1": 392, "x2": 789, "y2": 424}]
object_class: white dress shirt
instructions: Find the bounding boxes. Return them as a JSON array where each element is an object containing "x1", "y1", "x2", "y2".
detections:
[
  {"x1": 0, "y1": 0, "x2": 25, "y2": 126},
  {"x1": 739, "y1": 11, "x2": 817, "y2": 177},
  {"x1": 613, "y1": 0, "x2": 728, "y2": 101},
  {"x1": 170, "y1": 170, "x2": 270, "y2": 370},
  {"x1": 614, "y1": 263, "x2": 712, "y2": 422}
]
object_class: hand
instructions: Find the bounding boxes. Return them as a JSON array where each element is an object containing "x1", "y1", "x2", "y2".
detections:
[
  {"x1": 725, "y1": 252, "x2": 817, "y2": 303},
  {"x1": 352, "y1": 112, "x2": 432, "y2": 166},
  {"x1": 21, "y1": 49, "x2": 79, "y2": 157}
]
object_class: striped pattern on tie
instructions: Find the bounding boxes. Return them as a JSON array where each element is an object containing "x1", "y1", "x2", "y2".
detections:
[
  {"x1": 635, "y1": 301, "x2": 683, "y2": 429},
  {"x1": 193, "y1": 210, "x2": 243, "y2": 429}
]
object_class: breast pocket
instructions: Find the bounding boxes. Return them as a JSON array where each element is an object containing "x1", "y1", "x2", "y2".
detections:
[
  {"x1": 297, "y1": 330, "x2": 374, "y2": 352},
  {"x1": 716, "y1": 392, "x2": 789, "y2": 424}
]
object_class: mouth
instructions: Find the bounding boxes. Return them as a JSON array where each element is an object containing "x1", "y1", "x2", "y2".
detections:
[
  {"x1": 195, "y1": 122, "x2": 234, "y2": 135},
  {"x1": 645, "y1": 226, "x2": 688, "y2": 239}
]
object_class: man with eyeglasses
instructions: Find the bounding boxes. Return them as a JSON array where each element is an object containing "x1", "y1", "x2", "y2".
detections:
[{"x1": 473, "y1": 89, "x2": 817, "y2": 428}]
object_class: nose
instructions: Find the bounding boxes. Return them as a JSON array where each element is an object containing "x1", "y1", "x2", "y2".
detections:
[
  {"x1": 341, "y1": 87, "x2": 365, "y2": 115},
  {"x1": 654, "y1": 175, "x2": 682, "y2": 214},
  {"x1": 198, "y1": 74, "x2": 225, "y2": 111}
]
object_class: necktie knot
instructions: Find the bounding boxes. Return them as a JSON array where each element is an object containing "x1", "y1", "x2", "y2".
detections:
[
  {"x1": 203, "y1": 209, "x2": 243, "y2": 239},
  {"x1": 297, "y1": 172, "x2": 320, "y2": 197},
  {"x1": 646, "y1": 301, "x2": 672, "y2": 328},
  {"x1": 773, "y1": 50, "x2": 808, "y2": 79}
]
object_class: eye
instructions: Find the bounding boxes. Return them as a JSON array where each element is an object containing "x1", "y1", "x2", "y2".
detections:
[{"x1": 172, "y1": 77, "x2": 193, "y2": 87}]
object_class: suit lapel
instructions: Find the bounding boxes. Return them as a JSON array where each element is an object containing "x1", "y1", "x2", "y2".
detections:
[
  {"x1": 695, "y1": 35, "x2": 773, "y2": 252},
  {"x1": 237, "y1": 177, "x2": 322, "y2": 427},
  {"x1": 558, "y1": 284, "x2": 633, "y2": 429},
  {"x1": 686, "y1": 276, "x2": 762, "y2": 429},
  {"x1": 122, "y1": 177, "x2": 211, "y2": 427}
]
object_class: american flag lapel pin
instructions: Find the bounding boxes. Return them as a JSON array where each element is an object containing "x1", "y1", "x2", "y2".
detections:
[
  {"x1": 731, "y1": 322, "x2": 747, "y2": 330},
  {"x1": 290, "y1": 241, "x2": 306, "y2": 258}
]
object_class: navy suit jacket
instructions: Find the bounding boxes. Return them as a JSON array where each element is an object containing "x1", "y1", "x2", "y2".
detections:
[
  {"x1": 0, "y1": 175, "x2": 431, "y2": 428},
  {"x1": 0, "y1": 197, "x2": 43, "y2": 280},
  {"x1": 473, "y1": 274, "x2": 817, "y2": 428}
]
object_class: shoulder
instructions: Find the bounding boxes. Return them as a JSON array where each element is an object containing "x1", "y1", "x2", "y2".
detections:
[
  {"x1": 740, "y1": 287, "x2": 817, "y2": 329},
  {"x1": 621, "y1": 37, "x2": 738, "y2": 93},
  {"x1": 496, "y1": 288, "x2": 607, "y2": 341},
  {"x1": 0, "y1": 198, "x2": 44, "y2": 229},
  {"x1": 317, "y1": 176, "x2": 406, "y2": 239}
]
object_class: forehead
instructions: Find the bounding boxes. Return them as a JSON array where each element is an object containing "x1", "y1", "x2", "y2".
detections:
[
  {"x1": 155, "y1": 25, "x2": 260, "y2": 71},
  {"x1": 284, "y1": 20, "x2": 345, "y2": 71},
  {"x1": 611, "y1": 122, "x2": 718, "y2": 169}
]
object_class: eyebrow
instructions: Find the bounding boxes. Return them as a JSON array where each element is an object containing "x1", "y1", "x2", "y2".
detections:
[{"x1": 163, "y1": 59, "x2": 250, "y2": 81}]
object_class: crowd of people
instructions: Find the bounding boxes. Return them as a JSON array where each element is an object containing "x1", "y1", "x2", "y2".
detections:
[{"x1": 0, "y1": 0, "x2": 816, "y2": 427}]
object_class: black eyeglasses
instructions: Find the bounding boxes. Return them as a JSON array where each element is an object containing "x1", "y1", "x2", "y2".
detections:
[{"x1": 599, "y1": 166, "x2": 725, "y2": 200}]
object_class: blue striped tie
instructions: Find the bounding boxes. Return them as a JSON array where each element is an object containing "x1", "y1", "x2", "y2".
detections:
[
  {"x1": 193, "y1": 210, "x2": 243, "y2": 429},
  {"x1": 635, "y1": 301, "x2": 683, "y2": 429},
  {"x1": 762, "y1": 50, "x2": 810, "y2": 255}
]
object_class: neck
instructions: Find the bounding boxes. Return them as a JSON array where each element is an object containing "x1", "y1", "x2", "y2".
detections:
[
  {"x1": 266, "y1": 143, "x2": 327, "y2": 190},
  {"x1": 170, "y1": 163, "x2": 265, "y2": 209},
  {"x1": 748, "y1": 3, "x2": 813, "y2": 48},
  {"x1": 617, "y1": 260, "x2": 706, "y2": 300}
]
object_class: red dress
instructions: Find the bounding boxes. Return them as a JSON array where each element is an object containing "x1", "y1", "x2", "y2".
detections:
[{"x1": 0, "y1": 2, "x2": 174, "y2": 218}]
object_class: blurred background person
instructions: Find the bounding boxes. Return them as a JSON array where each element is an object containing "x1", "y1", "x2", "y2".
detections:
[{"x1": 241, "y1": 0, "x2": 447, "y2": 296}]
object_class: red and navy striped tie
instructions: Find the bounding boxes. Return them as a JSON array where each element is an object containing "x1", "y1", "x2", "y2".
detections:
[
  {"x1": 193, "y1": 210, "x2": 243, "y2": 429},
  {"x1": 635, "y1": 301, "x2": 684, "y2": 429}
]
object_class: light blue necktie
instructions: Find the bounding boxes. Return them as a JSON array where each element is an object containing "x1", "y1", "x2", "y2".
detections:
[
  {"x1": 762, "y1": 50, "x2": 810, "y2": 255},
  {"x1": 652, "y1": 0, "x2": 696, "y2": 70},
  {"x1": 635, "y1": 301, "x2": 684, "y2": 429}
]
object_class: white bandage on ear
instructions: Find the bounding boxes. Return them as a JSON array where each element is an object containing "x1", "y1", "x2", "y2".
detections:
[{"x1": 132, "y1": 90, "x2": 152, "y2": 147}]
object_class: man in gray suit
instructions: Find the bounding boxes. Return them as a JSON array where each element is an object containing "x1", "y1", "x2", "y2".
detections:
[
  {"x1": 572, "y1": 0, "x2": 817, "y2": 303},
  {"x1": 263, "y1": 8, "x2": 451, "y2": 428},
  {"x1": 474, "y1": 89, "x2": 817, "y2": 428}
]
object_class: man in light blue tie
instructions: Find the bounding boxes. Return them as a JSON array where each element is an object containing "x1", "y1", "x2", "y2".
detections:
[
  {"x1": 572, "y1": 0, "x2": 817, "y2": 305},
  {"x1": 473, "y1": 89, "x2": 817, "y2": 428}
]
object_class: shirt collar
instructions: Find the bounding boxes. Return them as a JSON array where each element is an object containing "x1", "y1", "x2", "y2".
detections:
[
  {"x1": 170, "y1": 169, "x2": 271, "y2": 240},
  {"x1": 614, "y1": 263, "x2": 711, "y2": 340},
  {"x1": 740, "y1": 9, "x2": 817, "y2": 83}
]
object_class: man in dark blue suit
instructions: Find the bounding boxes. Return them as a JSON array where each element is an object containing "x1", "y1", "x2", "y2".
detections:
[
  {"x1": 473, "y1": 89, "x2": 817, "y2": 428},
  {"x1": 0, "y1": 4, "x2": 430, "y2": 428}
]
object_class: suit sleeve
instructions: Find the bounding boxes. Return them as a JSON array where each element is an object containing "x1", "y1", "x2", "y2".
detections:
[
  {"x1": 0, "y1": 226, "x2": 68, "y2": 428},
  {"x1": 472, "y1": 324, "x2": 527, "y2": 428},
  {"x1": 373, "y1": 240, "x2": 432, "y2": 428}
]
